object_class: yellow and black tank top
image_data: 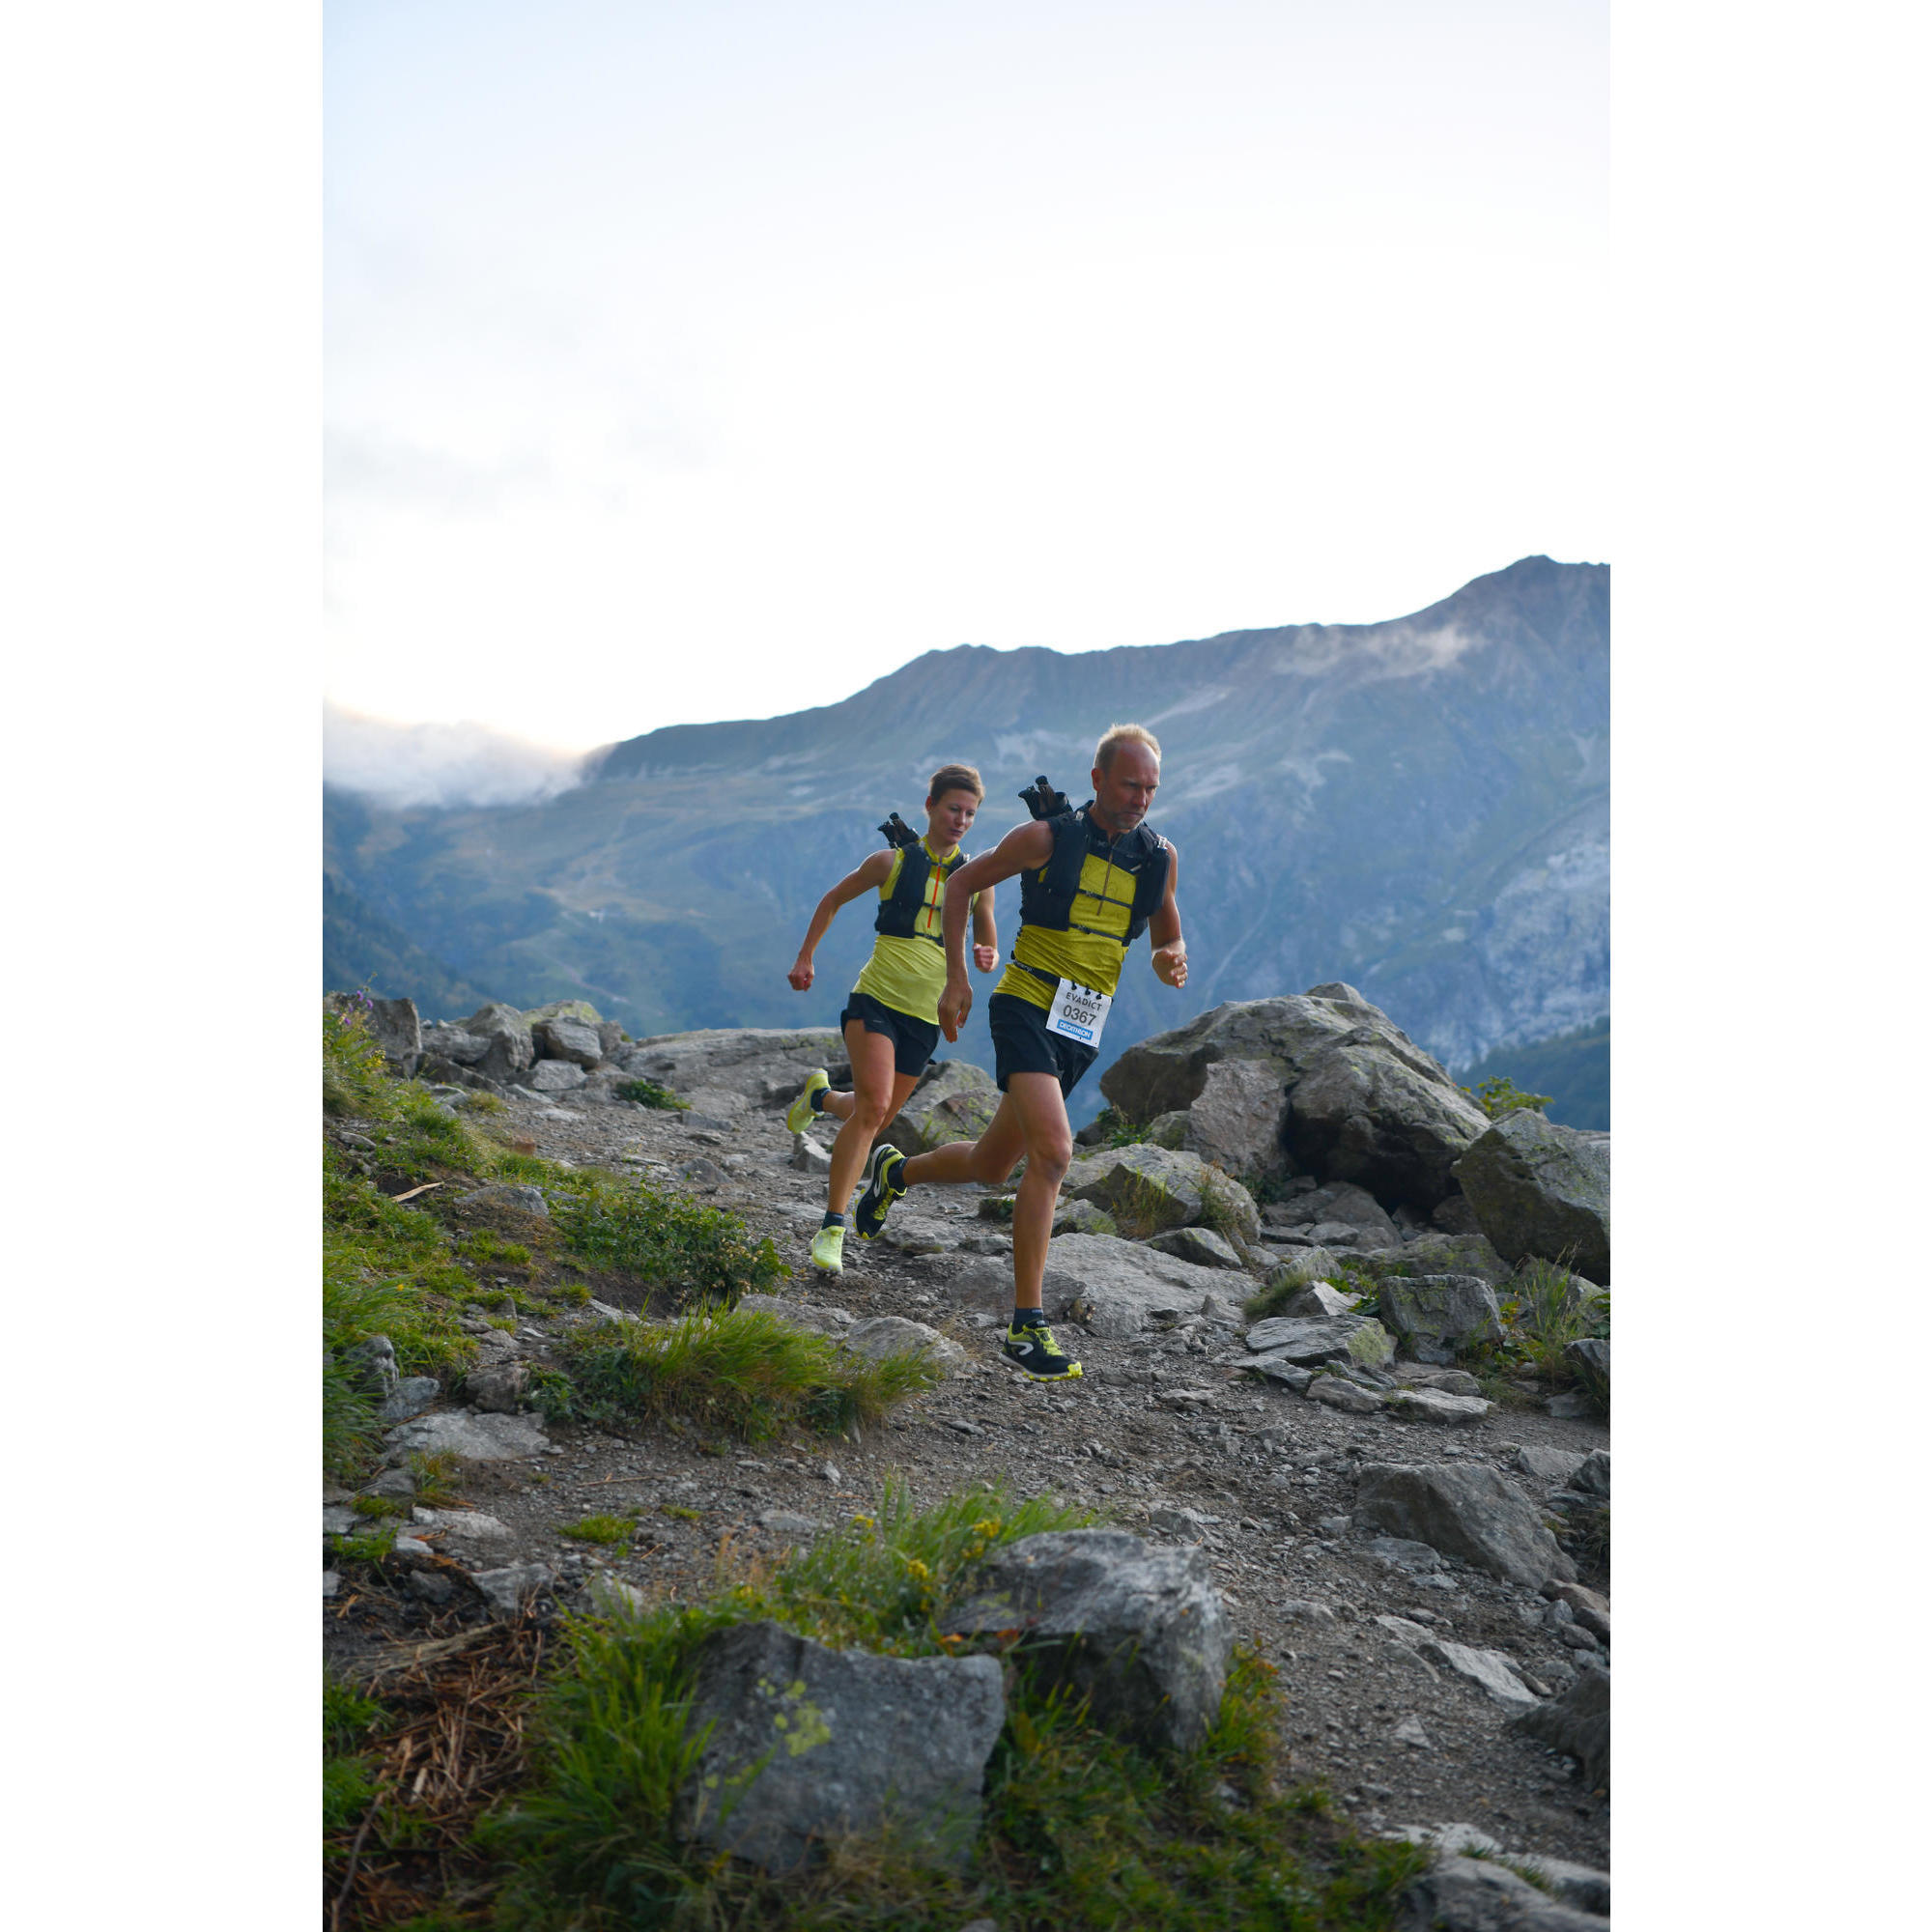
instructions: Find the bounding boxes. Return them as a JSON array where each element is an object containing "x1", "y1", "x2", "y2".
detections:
[
  {"x1": 996, "y1": 810, "x2": 1169, "y2": 1013},
  {"x1": 851, "y1": 838, "x2": 971, "y2": 1026}
]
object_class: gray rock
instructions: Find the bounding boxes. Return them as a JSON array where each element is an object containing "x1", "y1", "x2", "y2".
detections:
[
  {"x1": 1383, "y1": 1386, "x2": 1492, "y2": 1426},
  {"x1": 458, "y1": 1182, "x2": 551, "y2": 1219},
  {"x1": 1264, "y1": 1179, "x2": 1403, "y2": 1243},
  {"x1": 378, "y1": 1377, "x2": 442, "y2": 1424},
  {"x1": 1368, "y1": 1536, "x2": 1446, "y2": 1573},
  {"x1": 615, "y1": 1027, "x2": 847, "y2": 1118},
  {"x1": 875, "y1": 1214, "x2": 953, "y2": 1256},
  {"x1": 339, "y1": 1333, "x2": 399, "y2": 1396},
  {"x1": 839, "y1": 1315, "x2": 966, "y2": 1373},
  {"x1": 468, "y1": 1561, "x2": 554, "y2": 1616},
  {"x1": 1355, "y1": 1463, "x2": 1577, "y2": 1589},
  {"x1": 463, "y1": 1362, "x2": 530, "y2": 1413},
  {"x1": 1573, "y1": 1448, "x2": 1609, "y2": 1498},
  {"x1": 1245, "y1": 1314, "x2": 1395, "y2": 1367},
  {"x1": 1397, "y1": 1856, "x2": 1608, "y2": 1931},
  {"x1": 789, "y1": 1132, "x2": 833, "y2": 1175},
  {"x1": 525, "y1": 1058, "x2": 588, "y2": 1094},
  {"x1": 322, "y1": 1570, "x2": 340, "y2": 1597},
  {"x1": 359, "y1": 1464, "x2": 416, "y2": 1498},
  {"x1": 412, "y1": 1507, "x2": 513, "y2": 1544},
  {"x1": 462, "y1": 1001, "x2": 536, "y2": 1081},
  {"x1": 678, "y1": 1155, "x2": 725, "y2": 1189},
  {"x1": 1144, "y1": 1226, "x2": 1247, "y2": 1269},
  {"x1": 1393, "y1": 1363, "x2": 1484, "y2": 1397},
  {"x1": 384, "y1": 1409, "x2": 550, "y2": 1463},
  {"x1": 672, "y1": 1620, "x2": 1004, "y2": 1873},
  {"x1": 880, "y1": 1058, "x2": 1002, "y2": 1153},
  {"x1": 1565, "y1": 1337, "x2": 1609, "y2": 1405},
  {"x1": 327, "y1": 993, "x2": 422, "y2": 1077},
  {"x1": 1514, "y1": 1445, "x2": 1586, "y2": 1486},
  {"x1": 736, "y1": 1293, "x2": 855, "y2": 1336},
  {"x1": 1547, "y1": 1581, "x2": 1610, "y2": 1641},
  {"x1": 1307, "y1": 1375, "x2": 1382, "y2": 1414},
  {"x1": 1099, "y1": 990, "x2": 1487, "y2": 1210},
  {"x1": 1510, "y1": 1666, "x2": 1609, "y2": 1791},
  {"x1": 1051, "y1": 1197, "x2": 1118, "y2": 1237},
  {"x1": 1280, "y1": 1598, "x2": 1337, "y2": 1622},
  {"x1": 1171, "y1": 1057, "x2": 1293, "y2": 1179},
  {"x1": 520, "y1": 999, "x2": 603, "y2": 1029},
  {"x1": 756, "y1": 1510, "x2": 818, "y2": 1536},
  {"x1": 1452, "y1": 1112, "x2": 1610, "y2": 1284},
  {"x1": 1546, "y1": 1393, "x2": 1597, "y2": 1419},
  {"x1": 945, "y1": 1233, "x2": 1243, "y2": 1338},
  {"x1": 940, "y1": 1528, "x2": 1233, "y2": 1752},
  {"x1": 531, "y1": 1016, "x2": 604, "y2": 1067},
  {"x1": 407, "y1": 1570, "x2": 458, "y2": 1605},
  {"x1": 421, "y1": 1022, "x2": 490, "y2": 1067},
  {"x1": 1347, "y1": 1231, "x2": 1512, "y2": 1287},
  {"x1": 1392, "y1": 1714, "x2": 1433, "y2": 1748},
  {"x1": 1377, "y1": 1274, "x2": 1506, "y2": 1365},
  {"x1": 1417, "y1": 1639, "x2": 1537, "y2": 1709},
  {"x1": 1061, "y1": 1145, "x2": 1261, "y2": 1242},
  {"x1": 1273, "y1": 1281, "x2": 1361, "y2": 1319},
  {"x1": 1513, "y1": 1857, "x2": 1610, "y2": 1917},
  {"x1": 1246, "y1": 1358, "x2": 1315, "y2": 1392},
  {"x1": 586, "y1": 1575, "x2": 650, "y2": 1617},
  {"x1": 323, "y1": 1504, "x2": 358, "y2": 1538},
  {"x1": 584, "y1": 1298, "x2": 640, "y2": 1324}
]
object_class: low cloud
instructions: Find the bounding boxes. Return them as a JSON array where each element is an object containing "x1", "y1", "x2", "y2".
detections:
[{"x1": 324, "y1": 704, "x2": 595, "y2": 810}]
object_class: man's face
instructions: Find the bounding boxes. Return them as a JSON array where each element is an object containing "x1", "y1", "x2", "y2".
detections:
[
  {"x1": 1091, "y1": 743, "x2": 1160, "y2": 830},
  {"x1": 925, "y1": 788, "x2": 980, "y2": 847}
]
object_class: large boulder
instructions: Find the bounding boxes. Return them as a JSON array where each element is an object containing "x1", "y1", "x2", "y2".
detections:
[
  {"x1": 384, "y1": 1410, "x2": 549, "y2": 1463},
  {"x1": 463, "y1": 1002, "x2": 535, "y2": 1082},
  {"x1": 1397, "y1": 1854, "x2": 1609, "y2": 1932},
  {"x1": 420, "y1": 1022, "x2": 490, "y2": 1067},
  {"x1": 1099, "y1": 990, "x2": 1488, "y2": 1211},
  {"x1": 1144, "y1": 1227, "x2": 1246, "y2": 1269},
  {"x1": 1453, "y1": 1111, "x2": 1611, "y2": 1283},
  {"x1": 327, "y1": 993, "x2": 422, "y2": 1077},
  {"x1": 942, "y1": 1233, "x2": 1244, "y2": 1338},
  {"x1": 838, "y1": 1315, "x2": 967, "y2": 1375},
  {"x1": 938, "y1": 1529, "x2": 1233, "y2": 1751},
  {"x1": 881, "y1": 1059, "x2": 1001, "y2": 1153},
  {"x1": 1356, "y1": 1463, "x2": 1577, "y2": 1590},
  {"x1": 616, "y1": 1027, "x2": 845, "y2": 1119},
  {"x1": 525, "y1": 1059, "x2": 587, "y2": 1094},
  {"x1": 1061, "y1": 1145, "x2": 1260, "y2": 1242},
  {"x1": 1166, "y1": 1058, "x2": 1293, "y2": 1181},
  {"x1": 530, "y1": 1016, "x2": 604, "y2": 1068},
  {"x1": 1245, "y1": 1313, "x2": 1395, "y2": 1368},
  {"x1": 1510, "y1": 1666, "x2": 1610, "y2": 1792},
  {"x1": 671, "y1": 1620, "x2": 1005, "y2": 1873},
  {"x1": 1376, "y1": 1275, "x2": 1506, "y2": 1364}
]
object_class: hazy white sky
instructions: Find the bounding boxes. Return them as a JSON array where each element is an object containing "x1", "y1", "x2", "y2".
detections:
[{"x1": 327, "y1": 0, "x2": 1607, "y2": 756}]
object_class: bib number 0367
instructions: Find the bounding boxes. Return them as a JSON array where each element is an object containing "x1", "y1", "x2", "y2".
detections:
[{"x1": 1044, "y1": 978, "x2": 1111, "y2": 1047}]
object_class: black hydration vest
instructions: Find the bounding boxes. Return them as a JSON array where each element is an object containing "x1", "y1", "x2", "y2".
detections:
[
  {"x1": 874, "y1": 841, "x2": 967, "y2": 946},
  {"x1": 1017, "y1": 806, "x2": 1170, "y2": 948}
]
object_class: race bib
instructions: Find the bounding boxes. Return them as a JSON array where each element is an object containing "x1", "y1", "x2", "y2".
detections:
[{"x1": 1045, "y1": 976, "x2": 1112, "y2": 1047}]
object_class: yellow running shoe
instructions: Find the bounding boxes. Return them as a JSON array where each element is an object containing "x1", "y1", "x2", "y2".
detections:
[
  {"x1": 810, "y1": 1223, "x2": 845, "y2": 1274},
  {"x1": 1001, "y1": 1317, "x2": 1083, "y2": 1381},
  {"x1": 786, "y1": 1068, "x2": 831, "y2": 1134}
]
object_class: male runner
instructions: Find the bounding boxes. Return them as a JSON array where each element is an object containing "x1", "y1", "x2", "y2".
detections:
[{"x1": 853, "y1": 724, "x2": 1187, "y2": 1380}]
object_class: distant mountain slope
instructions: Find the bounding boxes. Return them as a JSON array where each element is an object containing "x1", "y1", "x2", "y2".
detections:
[
  {"x1": 325, "y1": 555, "x2": 1608, "y2": 1120},
  {"x1": 323, "y1": 873, "x2": 492, "y2": 1016},
  {"x1": 1457, "y1": 1017, "x2": 1609, "y2": 1132}
]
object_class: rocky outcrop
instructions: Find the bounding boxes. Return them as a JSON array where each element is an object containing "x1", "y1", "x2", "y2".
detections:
[
  {"x1": 1376, "y1": 1275, "x2": 1506, "y2": 1364},
  {"x1": 1453, "y1": 1111, "x2": 1610, "y2": 1283},
  {"x1": 1099, "y1": 989, "x2": 1489, "y2": 1209},
  {"x1": 327, "y1": 993, "x2": 422, "y2": 1076},
  {"x1": 671, "y1": 1620, "x2": 1005, "y2": 1873},
  {"x1": 1510, "y1": 1666, "x2": 1610, "y2": 1792},
  {"x1": 461, "y1": 1002, "x2": 536, "y2": 1083},
  {"x1": 531, "y1": 1015, "x2": 604, "y2": 1067},
  {"x1": 1262, "y1": 1179, "x2": 1404, "y2": 1251},
  {"x1": 616, "y1": 1027, "x2": 845, "y2": 1119},
  {"x1": 939, "y1": 1529, "x2": 1233, "y2": 1751},
  {"x1": 881, "y1": 1059, "x2": 1001, "y2": 1153},
  {"x1": 1355, "y1": 1463, "x2": 1577, "y2": 1590},
  {"x1": 1060, "y1": 1145, "x2": 1261, "y2": 1242},
  {"x1": 1246, "y1": 1313, "x2": 1395, "y2": 1368}
]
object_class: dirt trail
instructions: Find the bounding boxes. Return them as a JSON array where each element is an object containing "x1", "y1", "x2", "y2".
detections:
[{"x1": 328, "y1": 1084, "x2": 1609, "y2": 1873}]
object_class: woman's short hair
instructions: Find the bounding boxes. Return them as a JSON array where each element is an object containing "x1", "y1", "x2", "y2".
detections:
[{"x1": 926, "y1": 762, "x2": 985, "y2": 803}]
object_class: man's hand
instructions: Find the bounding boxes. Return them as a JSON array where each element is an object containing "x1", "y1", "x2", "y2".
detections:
[
  {"x1": 972, "y1": 943, "x2": 997, "y2": 973},
  {"x1": 787, "y1": 955, "x2": 814, "y2": 992},
  {"x1": 937, "y1": 978, "x2": 973, "y2": 1042},
  {"x1": 1151, "y1": 942, "x2": 1187, "y2": 989}
]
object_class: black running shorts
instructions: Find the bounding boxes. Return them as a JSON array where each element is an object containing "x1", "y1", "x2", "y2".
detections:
[
  {"x1": 840, "y1": 991, "x2": 939, "y2": 1078},
  {"x1": 986, "y1": 991, "x2": 1098, "y2": 1097}
]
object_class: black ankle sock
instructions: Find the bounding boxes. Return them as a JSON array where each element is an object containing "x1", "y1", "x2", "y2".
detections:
[
  {"x1": 1011, "y1": 1307, "x2": 1045, "y2": 1328},
  {"x1": 821, "y1": 1212, "x2": 845, "y2": 1230},
  {"x1": 809, "y1": 1086, "x2": 829, "y2": 1114}
]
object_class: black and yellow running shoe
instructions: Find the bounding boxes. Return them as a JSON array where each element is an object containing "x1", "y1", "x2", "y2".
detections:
[
  {"x1": 853, "y1": 1144, "x2": 908, "y2": 1239},
  {"x1": 1002, "y1": 1315, "x2": 1083, "y2": 1382}
]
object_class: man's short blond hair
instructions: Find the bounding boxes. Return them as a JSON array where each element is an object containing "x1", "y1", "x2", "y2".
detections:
[{"x1": 1094, "y1": 723, "x2": 1161, "y2": 772}]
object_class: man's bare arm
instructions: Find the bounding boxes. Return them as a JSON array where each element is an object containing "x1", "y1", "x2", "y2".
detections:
[
  {"x1": 1147, "y1": 841, "x2": 1187, "y2": 989},
  {"x1": 936, "y1": 820, "x2": 1054, "y2": 1037}
]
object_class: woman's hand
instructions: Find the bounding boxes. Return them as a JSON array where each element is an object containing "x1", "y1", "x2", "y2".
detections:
[{"x1": 972, "y1": 943, "x2": 997, "y2": 973}]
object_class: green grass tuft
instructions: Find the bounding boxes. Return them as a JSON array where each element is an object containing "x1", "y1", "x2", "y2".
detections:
[
  {"x1": 615, "y1": 1077, "x2": 691, "y2": 1111},
  {"x1": 547, "y1": 1171, "x2": 790, "y2": 1308},
  {"x1": 560, "y1": 1513, "x2": 640, "y2": 1547},
  {"x1": 551, "y1": 1304, "x2": 942, "y2": 1442}
]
